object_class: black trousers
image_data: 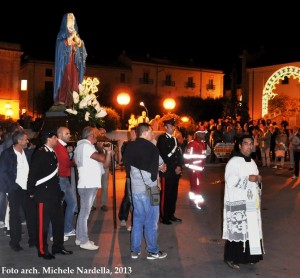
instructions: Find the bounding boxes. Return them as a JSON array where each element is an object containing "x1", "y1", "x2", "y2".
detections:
[
  {"x1": 160, "y1": 175, "x2": 180, "y2": 221},
  {"x1": 7, "y1": 187, "x2": 37, "y2": 247},
  {"x1": 118, "y1": 179, "x2": 132, "y2": 221},
  {"x1": 36, "y1": 200, "x2": 64, "y2": 255},
  {"x1": 293, "y1": 151, "x2": 300, "y2": 177}
]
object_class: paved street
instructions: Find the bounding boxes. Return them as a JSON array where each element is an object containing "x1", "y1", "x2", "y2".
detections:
[{"x1": 0, "y1": 163, "x2": 299, "y2": 278}]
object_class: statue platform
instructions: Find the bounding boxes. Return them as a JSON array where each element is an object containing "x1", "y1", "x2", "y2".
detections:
[{"x1": 42, "y1": 106, "x2": 68, "y2": 130}]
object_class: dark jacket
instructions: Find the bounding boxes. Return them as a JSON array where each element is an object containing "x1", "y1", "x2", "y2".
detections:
[
  {"x1": 157, "y1": 133, "x2": 183, "y2": 178},
  {"x1": 0, "y1": 146, "x2": 33, "y2": 193},
  {"x1": 123, "y1": 138, "x2": 159, "y2": 182},
  {"x1": 27, "y1": 145, "x2": 61, "y2": 203}
]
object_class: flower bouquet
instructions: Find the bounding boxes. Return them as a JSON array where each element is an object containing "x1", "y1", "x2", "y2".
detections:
[{"x1": 65, "y1": 77, "x2": 107, "y2": 127}]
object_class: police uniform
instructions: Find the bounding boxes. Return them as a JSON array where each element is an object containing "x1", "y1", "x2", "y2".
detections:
[
  {"x1": 27, "y1": 137, "x2": 65, "y2": 259},
  {"x1": 156, "y1": 118, "x2": 183, "y2": 224}
]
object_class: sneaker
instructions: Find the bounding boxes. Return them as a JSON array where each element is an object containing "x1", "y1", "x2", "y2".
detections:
[
  {"x1": 80, "y1": 241, "x2": 99, "y2": 250},
  {"x1": 50, "y1": 236, "x2": 68, "y2": 242},
  {"x1": 291, "y1": 175, "x2": 298, "y2": 179},
  {"x1": 75, "y1": 239, "x2": 94, "y2": 246},
  {"x1": 120, "y1": 220, "x2": 126, "y2": 227},
  {"x1": 64, "y1": 229, "x2": 76, "y2": 237},
  {"x1": 147, "y1": 251, "x2": 167, "y2": 260},
  {"x1": 272, "y1": 165, "x2": 277, "y2": 169},
  {"x1": 131, "y1": 251, "x2": 141, "y2": 259},
  {"x1": 0, "y1": 221, "x2": 5, "y2": 229},
  {"x1": 127, "y1": 226, "x2": 132, "y2": 232}
]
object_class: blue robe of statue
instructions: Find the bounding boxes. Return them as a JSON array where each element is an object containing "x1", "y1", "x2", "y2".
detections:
[{"x1": 53, "y1": 13, "x2": 87, "y2": 107}]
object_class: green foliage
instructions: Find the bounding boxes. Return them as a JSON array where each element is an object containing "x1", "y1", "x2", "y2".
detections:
[
  {"x1": 101, "y1": 107, "x2": 120, "y2": 132},
  {"x1": 268, "y1": 94, "x2": 289, "y2": 113},
  {"x1": 222, "y1": 99, "x2": 250, "y2": 123}
]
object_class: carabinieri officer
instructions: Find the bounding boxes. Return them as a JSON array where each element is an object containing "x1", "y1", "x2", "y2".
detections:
[
  {"x1": 27, "y1": 130, "x2": 73, "y2": 260},
  {"x1": 157, "y1": 118, "x2": 184, "y2": 225}
]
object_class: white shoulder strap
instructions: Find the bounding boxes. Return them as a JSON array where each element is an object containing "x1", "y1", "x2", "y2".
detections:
[{"x1": 35, "y1": 167, "x2": 58, "y2": 186}]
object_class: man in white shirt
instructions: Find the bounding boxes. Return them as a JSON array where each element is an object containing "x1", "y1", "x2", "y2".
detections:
[
  {"x1": 74, "y1": 126, "x2": 112, "y2": 250},
  {"x1": 0, "y1": 130, "x2": 36, "y2": 251}
]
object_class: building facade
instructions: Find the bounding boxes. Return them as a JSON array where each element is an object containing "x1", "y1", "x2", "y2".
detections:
[
  {"x1": 0, "y1": 42, "x2": 23, "y2": 120},
  {"x1": 3, "y1": 40, "x2": 300, "y2": 125},
  {"x1": 247, "y1": 62, "x2": 300, "y2": 125},
  {"x1": 19, "y1": 52, "x2": 224, "y2": 119}
]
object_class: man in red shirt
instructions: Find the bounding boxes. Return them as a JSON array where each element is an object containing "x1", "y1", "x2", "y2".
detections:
[{"x1": 53, "y1": 127, "x2": 77, "y2": 237}]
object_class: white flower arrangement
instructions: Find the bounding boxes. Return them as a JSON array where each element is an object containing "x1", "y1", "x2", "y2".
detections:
[{"x1": 65, "y1": 77, "x2": 107, "y2": 127}]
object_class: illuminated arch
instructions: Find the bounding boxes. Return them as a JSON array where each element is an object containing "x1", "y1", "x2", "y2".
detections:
[{"x1": 262, "y1": 66, "x2": 300, "y2": 116}]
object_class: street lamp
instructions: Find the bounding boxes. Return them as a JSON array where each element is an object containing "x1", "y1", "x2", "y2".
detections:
[
  {"x1": 163, "y1": 98, "x2": 176, "y2": 113},
  {"x1": 139, "y1": 101, "x2": 148, "y2": 116},
  {"x1": 181, "y1": 116, "x2": 189, "y2": 123},
  {"x1": 117, "y1": 92, "x2": 130, "y2": 129}
]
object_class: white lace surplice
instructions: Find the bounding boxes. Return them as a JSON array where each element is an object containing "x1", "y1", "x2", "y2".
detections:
[{"x1": 223, "y1": 156, "x2": 263, "y2": 255}]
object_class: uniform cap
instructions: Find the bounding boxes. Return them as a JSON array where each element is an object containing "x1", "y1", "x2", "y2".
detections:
[
  {"x1": 162, "y1": 118, "x2": 176, "y2": 126},
  {"x1": 40, "y1": 129, "x2": 57, "y2": 139}
]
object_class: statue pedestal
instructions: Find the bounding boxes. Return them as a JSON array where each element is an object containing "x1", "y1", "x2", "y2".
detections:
[
  {"x1": 42, "y1": 111, "x2": 86, "y2": 141},
  {"x1": 43, "y1": 111, "x2": 68, "y2": 130},
  {"x1": 43, "y1": 105, "x2": 68, "y2": 131},
  {"x1": 45, "y1": 111, "x2": 67, "y2": 117},
  {"x1": 43, "y1": 108, "x2": 87, "y2": 140}
]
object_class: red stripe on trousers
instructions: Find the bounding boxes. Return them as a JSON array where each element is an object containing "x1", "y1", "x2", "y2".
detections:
[{"x1": 38, "y1": 203, "x2": 44, "y2": 255}]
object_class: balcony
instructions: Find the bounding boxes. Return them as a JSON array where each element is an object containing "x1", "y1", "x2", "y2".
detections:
[
  {"x1": 139, "y1": 78, "x2": 154, "y2": 85},
  {"x1": 163, "y1": 80, "x2": 175, "y2": 87},
  {"x1": 185, "y1": 82, "x2": 195, "y2": 88},
  {"x1": 206, "y1": 84, "x2": 215, "y2": 91}
]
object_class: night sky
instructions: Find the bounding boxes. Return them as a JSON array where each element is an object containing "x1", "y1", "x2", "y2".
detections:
[{"x1": 1, "y1": 1, "x2": 299, "y2": 85}]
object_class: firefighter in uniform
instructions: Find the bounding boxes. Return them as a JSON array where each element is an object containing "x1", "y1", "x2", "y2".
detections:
[
  {"x1": 183, "y1": 130, "x2": 208, "y2": 209},
  {"x1": 27, "y1": 130, "x2": 73, "y2": 260},
  {"x1": 157, "y1": 118, "x2": 184, "y2": 225}
]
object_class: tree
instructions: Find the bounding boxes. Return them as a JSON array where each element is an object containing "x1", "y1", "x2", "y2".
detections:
[{"x1": 268, "y1": 94, "x2": 290, "y2": 114}]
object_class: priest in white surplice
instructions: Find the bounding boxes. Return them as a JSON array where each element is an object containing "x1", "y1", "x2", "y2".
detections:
[{"x1": 223, "y1": 134, "x2": 265, "y2": 270}]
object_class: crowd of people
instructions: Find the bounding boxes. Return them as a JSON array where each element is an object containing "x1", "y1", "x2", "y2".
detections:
[
  {"x1": 120, "y1": 113, "x2": 298, "y2": 268},
  {"x1": 0, "y1": 117, "x2": 186, "y2": 260},
  {"x1": 1, "y1": 113, "x2": 296, "y2": 267},
  {"x1": 0, "y1": 122, "x2": 113, "y2": 259}
]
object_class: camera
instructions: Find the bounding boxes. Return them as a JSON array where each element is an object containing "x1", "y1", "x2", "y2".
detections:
[{"x1": 103, "y1": 142, "x2": 111, "y2": 148}]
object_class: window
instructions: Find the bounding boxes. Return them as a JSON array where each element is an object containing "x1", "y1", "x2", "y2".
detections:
[
  {"x1": 45, "y1": 68, "x2": 53, "y2": 77},
  {"x1": 139, "y1": 72, "x2": 153, "y2": 84},
  {"x1": 164, "y1": 74, "x2": 175, "y2": 86},
  {"x1": 206, "y1": 79, "x2": 215, "y2": 90},
  {"x1": 143, "y1": 72, "x2": 150, "y2": 82},
  {"x1": 186, "y1": 77, "x2": 195, "y2": 88},
  {"x1": 120, "y1": 73, "x2": 126, "y2": 83}
]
